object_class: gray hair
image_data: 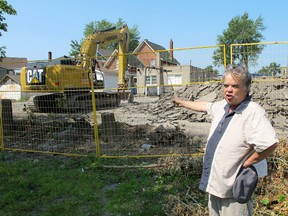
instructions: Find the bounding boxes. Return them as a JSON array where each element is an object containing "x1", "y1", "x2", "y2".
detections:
[{"x1": 222, "y1": 64, "x2": 252, "y2": 92}]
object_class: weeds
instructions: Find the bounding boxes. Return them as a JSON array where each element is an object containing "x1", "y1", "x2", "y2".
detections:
[
  {"x1": 0, "y1": 139, "x2": 286, "y2": 215},
  {"x1": 254, "y1": 139, "x2": 288, "y2": 215},
  {"x1": 161, "y1": 140, "x2": 288, "y2": 216}
]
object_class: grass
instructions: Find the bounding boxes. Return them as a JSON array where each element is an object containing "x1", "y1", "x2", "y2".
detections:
[
  {"x1": 1, "y1": 139, "x2": 286, "y2": 216},
  {"x1": 0, "y1": 153, "x2": 203, "y2": 216}
]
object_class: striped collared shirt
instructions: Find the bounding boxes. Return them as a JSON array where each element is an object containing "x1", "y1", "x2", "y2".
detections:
[{"x1": 199, "y1": 97, "x2": 278, "y2": 198}]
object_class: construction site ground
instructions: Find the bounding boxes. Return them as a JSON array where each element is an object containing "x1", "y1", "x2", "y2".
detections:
[
  {"x1": 2, "y1": 80, "x2": 287, "y2": 215},
  {"x1": 8, "y1": 79, "x2": 288, "y2": 157}
]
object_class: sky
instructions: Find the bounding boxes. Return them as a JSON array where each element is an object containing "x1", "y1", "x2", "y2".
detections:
[{"x1": 2, "y1": 0, "x2": 288, "y2": 61}]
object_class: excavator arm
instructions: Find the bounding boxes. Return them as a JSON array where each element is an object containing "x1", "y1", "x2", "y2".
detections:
[
  {"x1": 80, "y1": 25, "x2": 130, "y2": 89},
  {"x1": 20, "y1": 25, "x2": 130, "y2": 113}
]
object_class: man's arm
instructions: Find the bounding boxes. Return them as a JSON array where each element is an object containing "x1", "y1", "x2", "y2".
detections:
[
  {"x1": 242, "y1": 142, "x2": 278, "y2": 168},
  {"x1": 172, "y1": 97, "x2": 208, "y2": 112}
]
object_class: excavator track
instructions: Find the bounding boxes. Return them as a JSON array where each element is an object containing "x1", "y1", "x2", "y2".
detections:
[
  {"x1": 26, "y1": 93, "x2": 60, "y2": 113},
  {"x1": 26, "y1": 96, "x2": 39, "y2": 112},
  {"x1": 26, "y1": 92, "x2": 121, "y2": 113}
]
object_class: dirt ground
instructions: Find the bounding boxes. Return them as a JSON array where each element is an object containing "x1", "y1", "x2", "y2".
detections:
[
  {"x1": 6, "y1": 79, "x2": 288, "y2": 156},
  {"x1": 3, "y1": 82, "x2": 287, "y2": 216}
]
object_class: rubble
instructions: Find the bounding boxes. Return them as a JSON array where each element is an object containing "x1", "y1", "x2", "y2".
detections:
[
  {"x1": 7, "y1": 79, "x2": 288, "y2": 155},
  {"x1": 145, "y1": 79, "x2": 288, "y2": 138}
]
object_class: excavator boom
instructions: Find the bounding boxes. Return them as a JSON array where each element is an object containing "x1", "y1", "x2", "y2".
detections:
[
  {"x1": 20, "y1": 25, "x2": 130, "y2": 112},
  {"x1": 80, "y1": 25, "x2": 129, "y2": 89}
]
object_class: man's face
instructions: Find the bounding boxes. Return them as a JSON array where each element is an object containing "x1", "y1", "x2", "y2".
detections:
[{"x1": 223, "y1": 73, "x2": 248, "y2": 111}]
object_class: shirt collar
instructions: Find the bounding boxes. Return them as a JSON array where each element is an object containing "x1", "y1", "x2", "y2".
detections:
[{"x1": 224, "y1": 96, "x2": 251, "y2": 114}]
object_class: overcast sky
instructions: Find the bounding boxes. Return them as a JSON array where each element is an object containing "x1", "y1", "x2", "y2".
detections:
[{"x1": 2, "y1": 0, "x2": 288, "y2": 61}]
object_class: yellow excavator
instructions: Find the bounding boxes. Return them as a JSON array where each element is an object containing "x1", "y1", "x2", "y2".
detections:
[{"x1": 20, "y1": 25, "x2": 130, "y2": 112}]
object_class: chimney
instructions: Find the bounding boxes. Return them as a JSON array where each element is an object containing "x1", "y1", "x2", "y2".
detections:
[
  {"x1": 48, "y1": 51, "x2": 52, "y2": 61},
  {"x1": 169, "y1": 39, "x2": 173, "y2": 59}
]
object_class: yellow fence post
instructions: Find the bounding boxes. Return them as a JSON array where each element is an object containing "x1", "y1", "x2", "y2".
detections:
[
  {"x1": 88, "y1": 57, "x2": 101, "y2": 159},
  {"x1": 0, "y1": 100, "x2": 4, "y2": 152},
  {"x1": 2, "y1": 42, "x2": 286, "y2": 159}
]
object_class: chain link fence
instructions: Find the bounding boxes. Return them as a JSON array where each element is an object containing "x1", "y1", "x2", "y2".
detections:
[{"x1": 0, "y1": 42, "x2": 287, "y2": 158}]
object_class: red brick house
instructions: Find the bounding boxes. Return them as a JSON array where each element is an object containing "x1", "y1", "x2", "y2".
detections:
[
  {"x1": 132, "y1": 39, "x2": 180, "y2": 95},
  {"x1": 133, "y1": 39, "x2": 179, "y2": 68},
  {"x1": 103, "y1": 49, "x2": 145, "y2": 90},
  {"x1": 102, "y1": 39, "x2": 179, "y2": 94}
]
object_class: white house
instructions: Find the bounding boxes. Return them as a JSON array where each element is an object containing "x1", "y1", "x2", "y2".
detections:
[{"x1": 0, "y1": 75, "x2": 21, "y2": 100}]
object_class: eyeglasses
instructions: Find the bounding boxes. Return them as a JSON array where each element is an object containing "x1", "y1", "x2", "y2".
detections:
[{"x1": 225, "y1": 64, "x2": 247, "y2": 75}]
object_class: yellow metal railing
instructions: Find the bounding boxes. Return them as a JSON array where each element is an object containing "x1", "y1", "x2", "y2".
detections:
[{"x1": 1, "y1": 42, "x2": 287, "y2": 159}]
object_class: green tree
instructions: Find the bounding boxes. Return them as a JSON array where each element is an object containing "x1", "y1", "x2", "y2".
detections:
[
  {"x1": 69, "y1": 18, "x2": 140, "y2": 57},
  {"x1": 213, "y1": 12, "x2": 266, "y2": 68},
  {"x1": 0, "y1": 0, "x2": 17, "y2": 61},
  {"x1": 257, "y1": 66, "x2": 269, "y2": 75},
  {"x1": 69, "y1": 40, "x2": 81, "y2": 58},
  {"x1": 258, "y1": 62, "x2": 281, "y2": 76},
  {"x1": 204, "y1": 65, "x2": 219, "y2": 75}
]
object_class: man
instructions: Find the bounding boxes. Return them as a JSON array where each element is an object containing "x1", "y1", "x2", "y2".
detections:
[{"x1": 172, "y1": 64, "x2": 278, "y2": 216}]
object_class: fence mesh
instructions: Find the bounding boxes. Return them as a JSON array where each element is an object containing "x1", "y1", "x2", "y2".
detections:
[
  {"x1": 230, "y1": 42, "x2": 288, "y2": 140},
  {"x1": 230, "y1": 41, "x2": 288, "y2": 76},
  {"x1": 0, "y1": 43, "x2": 287, "y2": 158}
]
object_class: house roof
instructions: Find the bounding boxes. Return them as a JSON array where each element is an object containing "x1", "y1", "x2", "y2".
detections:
[
  {"x1": 0, "y1": 74, "x2": 21, "y2": 85},
  {"x1": 97, "y1": 49, "x2": 113, "y2": 58},
  {"x1": 103, "y1": 50, "x2": 118, "y2": 69},
  {"x1": 0, "y1": 66, "x2": 8, "y2": 72},
  {"x1": 133, "y1": 39, "x2": 180, "y2": 65},
  {"x1": 133, "y1": 39, "x2": 164, "y2": 53},
  {"x1": 0, "y1": 57, "x2": 27, "y2": 69},
  {"x1": 127, "y1": 54, "x2": 145, "y2": 69}
]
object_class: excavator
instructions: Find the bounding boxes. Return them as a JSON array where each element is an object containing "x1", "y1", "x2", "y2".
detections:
[{"x1": 20, "y1": 25, "x2": 130, "y2": 112}]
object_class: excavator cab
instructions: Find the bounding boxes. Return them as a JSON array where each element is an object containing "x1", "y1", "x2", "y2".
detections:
[{"x1": 20, "y1": 25, "x2": 129, "y2": 112}]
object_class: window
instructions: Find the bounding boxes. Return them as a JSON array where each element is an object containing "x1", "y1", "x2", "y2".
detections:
[
  {"x1": 150, "y1": 59, "x2": 156, "y2": 67},
  {"x1": 152, "y1": 76, "x2": 157, "y2": 84},
  {"x1": 146, "y1": 76, "x2": 150, "y2": 84},
  {"x1": 145, "y1": 75, "x2": 157, "y2": 85},
  {"x1": 8, "y1": 70, "x2": 15, "y2": 75}
]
